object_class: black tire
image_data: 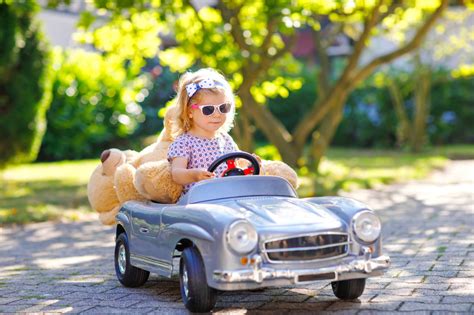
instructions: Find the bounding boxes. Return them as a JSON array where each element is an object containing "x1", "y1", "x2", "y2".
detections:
[
  {"x1": 114, "y1": 233, "x2": 149, "y2": 287},
  {"x1": 179, "y1": 247, "x2": 217, "y2": 312},
  {"x1": 331, "y1": 278, "x2": 366, "y2": 300}
]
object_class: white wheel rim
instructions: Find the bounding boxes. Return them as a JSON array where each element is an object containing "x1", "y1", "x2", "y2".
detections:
[
  {"x1": 182, "y1": 268, "x2": 189, "y2": 298},
  {"x1": 118, "y1": 244, "x2": 127, "y2": 274}
]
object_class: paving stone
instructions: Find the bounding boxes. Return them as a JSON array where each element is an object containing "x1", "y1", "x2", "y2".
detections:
[
  {"x1": 431, "y1": 312, "x2": 474, "y2": 315},
  {"x1": 258, "y1": 301, "x2": 331, "y2": 311},
  {"x1": 125, "y1": 301, "x2": 185, "y2": 309},
  {"x1": 35, "y1": 305, "x2": 95, "y2": 313},
  {"x1": 241, "y1": 294, "x2": 274, "y2": 302},
  {"x1": 326, "y1": 301, "x2": 401, "y2": 311},
  {"x1": 270, "y1": 294, "x2": 310, "y2": 303},
  {"x1": 60, "y1": 292, "x2": 129, "y2": 300},
  {"x1": 0, "y1": 297, "x2": 20, "y2": 305},
  {"x1": 81, "y1": 306, "x2": 156, "y2": 313},
  {"x1": 214, "y1": 301, "x2": 265, "y2": 310},
  {"x1": 441, "y1": 295, "x2": 474, "y2": 303},
  {"x1": 70, "y1": 298, "x2": 142, "y2": 308},
  {"x1": 217, "y1": 294, "x2": 251, "y2": 302},
  {"x1": 369, "y1": 288, "x2": 415, "y2": 296},
  {"x1": 399, "y1": 302, "x2": 472, "y2": 311},
  {"x1": 358, "y1": 312, "x2": 430, "y2": 315},
  {"x1": 0, "y1": 304, "x2": 36, "y2": 312},
  {"x1": 457, "y1": 270, "x2": 474, "y2": 277},
  {"x1": 146, "y1": 308, "x2": 188, "y2": 315},
  {"x1": 370, "y1": 294, "x2": 441, "y2": 303}
]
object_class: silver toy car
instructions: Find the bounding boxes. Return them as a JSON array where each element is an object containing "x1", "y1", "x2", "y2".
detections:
[{"x1": 114, "y1": 152, "x2": 390, "y2": 312}]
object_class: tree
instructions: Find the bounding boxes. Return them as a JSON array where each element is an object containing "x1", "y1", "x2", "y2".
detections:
[
  {"x1": 56, "y1": 0, "x2": 449, "y2": 170},
  {"x1": 0, "y1": 0, "x2": 53, "y2": 168},
  {"x1": 38, "y1": 48, "x2": 149, "y2": 160},
  {"x1": 381, "y1": 7, "x2": 473, "y2": 152}
]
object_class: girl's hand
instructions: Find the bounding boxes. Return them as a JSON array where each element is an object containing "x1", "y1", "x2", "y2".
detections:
[{"x1": 192, "y1": 169, "x2": 215, "y2": 182}]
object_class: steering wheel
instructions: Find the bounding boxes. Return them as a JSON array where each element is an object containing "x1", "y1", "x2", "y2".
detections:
[{"x1": 207, "y1": 151, "x2": 260, "y2": 177}]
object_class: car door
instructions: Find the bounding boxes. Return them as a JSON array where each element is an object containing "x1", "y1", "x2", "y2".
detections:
[{"x1": 130, "y1": 205, "x2": 162, "y2": 258}]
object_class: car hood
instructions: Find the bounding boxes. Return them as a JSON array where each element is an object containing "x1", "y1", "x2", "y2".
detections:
[{"x1": 216, "y1": 197, "x2": 344, "y2": 229}]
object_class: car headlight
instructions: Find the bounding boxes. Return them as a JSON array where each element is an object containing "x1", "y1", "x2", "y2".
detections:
[
  {"x1": 226, "y1": 220, "x2": 258, "y2": 254},
  {"x1": 352, "y1": 211, "x2": 381, "y2": 243}
]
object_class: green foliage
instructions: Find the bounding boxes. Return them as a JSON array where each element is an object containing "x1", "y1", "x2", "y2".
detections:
[
  {"x1": 0, "y1": 0, "x2": 53, "y2": 167},
  {"x1": 131, "y1": 64, "x2": 178, "y2": 140},
  {"x1": 68, "y1": 0, "x2": 306, "y2": 105},
  {"x1": 430, "y1": 75, "x2": 474, "y2": 144},
  {"x1": 38, "y1": 48, "x2": 148, "y2": 160},
  {"x1": 266, "y1": 65, "x2": 317, "y2": 133},
  {"x1": 332, "y1": 69, "x2": 474, "y2": 148}
]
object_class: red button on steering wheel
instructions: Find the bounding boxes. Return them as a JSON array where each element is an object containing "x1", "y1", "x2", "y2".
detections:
[{"x1": 207, "y1": 151, "x2": 260, "y2": 177}]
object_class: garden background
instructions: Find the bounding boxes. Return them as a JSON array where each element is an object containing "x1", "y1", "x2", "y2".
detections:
[{"x1": 1, "y1": 0, "x2": 473, "y2": 224}]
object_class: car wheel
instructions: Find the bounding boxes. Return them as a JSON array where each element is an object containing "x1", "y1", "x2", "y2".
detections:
[
  {"x1": 179, "y1": 247, "x2": 217, "y2": 312},
  {"x1": 114, "y1": 233, "x2": 149, "y2": 287},
  {"x1": 331, "y1": 278, "x2": 366, "y2": 300}
]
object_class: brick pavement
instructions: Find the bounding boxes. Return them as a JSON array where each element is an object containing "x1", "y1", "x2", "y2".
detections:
[{"x1": 0, "y1": 160, "x2": 473, "y2": 314}]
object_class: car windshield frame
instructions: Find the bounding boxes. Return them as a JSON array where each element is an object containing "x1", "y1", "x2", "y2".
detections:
[{"x1": 177, "y1": 176, "x2": 298, "y2": 204}]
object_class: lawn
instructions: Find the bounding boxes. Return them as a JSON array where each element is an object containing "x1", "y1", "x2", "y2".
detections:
[
  {"x1": 297, "y1": 148, "x2": 448, "y2": 197},
  {"x1": 0, "y1": 145, "x2": 472, "y2": 225},
  {"x1": 0, "y1": 160, "x2": 99, "y2": 224}
]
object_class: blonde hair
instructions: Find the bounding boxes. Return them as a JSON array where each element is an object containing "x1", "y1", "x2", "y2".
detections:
[{"x1": 170, "y1": 68, "x2": 235, "y2": 139}]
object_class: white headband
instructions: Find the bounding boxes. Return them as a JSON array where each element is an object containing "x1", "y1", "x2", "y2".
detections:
[{"x1": 185, "y1": 78, "x2": 225, "y2": 98}]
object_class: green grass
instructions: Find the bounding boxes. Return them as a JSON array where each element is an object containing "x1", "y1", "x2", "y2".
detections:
[
  {"x1": 0, "y1": 160, "x2": 99, "y2": 225},
  {"x1": 297, "y1": 147, "x2": 449, "y2": 197},
  {"x1": 1, "y1": 145, "x2": 472, "y2": 225}
]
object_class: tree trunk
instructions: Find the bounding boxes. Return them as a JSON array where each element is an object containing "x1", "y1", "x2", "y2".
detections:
[
  {"x1": 238, "y1": 83, "x2": 301, "y2": 167},
  {"x1": 309, "y1": 100, "x2": 346, "y2": 171},
  {"x1": 387, "y1": 79, "x2": 411, "y2": 147},
  {"x1": 411, "y1": 64, "x2": 431, "y2": 152},
  {"x1": 232, "y1": 105, "x2": 255, "y2": 152}
]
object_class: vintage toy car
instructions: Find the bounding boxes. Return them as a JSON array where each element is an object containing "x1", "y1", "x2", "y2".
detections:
[{"x1": 113, "y1": 152, "x2": 390, "y2": 312}]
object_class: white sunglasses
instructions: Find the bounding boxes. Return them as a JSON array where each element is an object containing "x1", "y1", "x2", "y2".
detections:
[{"x1": 190, "y1": 103, "x2": 232, "y2": 116}]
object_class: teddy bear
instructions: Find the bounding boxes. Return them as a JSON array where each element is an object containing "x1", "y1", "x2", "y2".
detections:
[{"x1": 87, "y1": 105, "x2": 299, "y2": 225}]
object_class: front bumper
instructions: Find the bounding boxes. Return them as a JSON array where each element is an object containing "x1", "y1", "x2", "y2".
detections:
[{"x1": 212, "y1": 254, "x2": 390, "y2": 287}]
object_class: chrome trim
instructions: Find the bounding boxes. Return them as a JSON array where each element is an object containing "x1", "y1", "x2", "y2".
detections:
[
  {"x1": 131, "y1": 254, "x2": 172, "y2": 271},
  {"x1": 263, "y1": 231, "x2": 349, "y2": 244},
  {"x1": 213, "y1": 254, "x2": 391, "y2": 284},
  {"x1": 265, "y1": 241, "x2": 351, "y2": 253},
  {"x1": 118, "y1": 244, "x2": 126, "y2": 274},
  {"x1": 261, "y1": 232, "x2": 350, "y2": 264}
]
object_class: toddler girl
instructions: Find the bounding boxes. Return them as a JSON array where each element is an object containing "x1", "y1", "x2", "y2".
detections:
[{"x1": 168, "y1": 68, "x2": 244, "y2": 195}]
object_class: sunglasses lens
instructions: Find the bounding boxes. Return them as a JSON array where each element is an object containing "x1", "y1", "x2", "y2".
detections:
[
  {"x1": 202, "y1": 106, "x2": 215, "y2": 116},
  {"x1": 219, "y1": 103, "x2": 231, "y2": 114}
]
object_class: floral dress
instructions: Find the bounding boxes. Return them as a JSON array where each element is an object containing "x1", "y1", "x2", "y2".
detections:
[{"x1": 167, "y1": 132, "x2": 238, "y2": 194}]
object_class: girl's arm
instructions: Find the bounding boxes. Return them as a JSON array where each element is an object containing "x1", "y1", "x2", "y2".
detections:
[{"x1": 170, "y1": 157, "x2": 214, "y2": 185}]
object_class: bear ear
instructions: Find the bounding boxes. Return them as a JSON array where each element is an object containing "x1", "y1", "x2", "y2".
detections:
[{"x1": 101, "y1": 150, "x2": 111, "y2": 163}]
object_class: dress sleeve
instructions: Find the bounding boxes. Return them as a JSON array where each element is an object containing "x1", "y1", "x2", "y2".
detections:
[{"x1": 168, "y1": 135, "x2": 191, "y2": 161}]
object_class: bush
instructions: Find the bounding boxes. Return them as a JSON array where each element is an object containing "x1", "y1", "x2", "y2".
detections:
[
  {"x1": 429, "y1": 76, "x2": 474, "y2": 144},
  {"x1": 332, "y1": 70, "x2": 474, "y2": 148},
  {"x1": 261, "y1": 66, "x2": 472, "y2": 149},
  {"x1": 38, "y1": 48, "x2": 148, "y2": 161},
  {"x1": 131, "y1": 63, "x2": 178, "y2": 141},
  {"x1": 0, "y1": 0, "x2": 53, "y2": 168}
]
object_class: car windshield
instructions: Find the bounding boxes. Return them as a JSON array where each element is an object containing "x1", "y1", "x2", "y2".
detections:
[{"x1": 178, "y1": 176, "x2": 297, "y2": 204}]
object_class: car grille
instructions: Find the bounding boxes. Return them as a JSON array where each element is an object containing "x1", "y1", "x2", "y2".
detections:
[{"x1": 263, "y1": 233, "x2": 349, "y2": 262}]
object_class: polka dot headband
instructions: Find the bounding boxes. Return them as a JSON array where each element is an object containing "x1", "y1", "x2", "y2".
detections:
[{"x1": 185, "y1": 78, "x2": 225, "y2": 98}]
